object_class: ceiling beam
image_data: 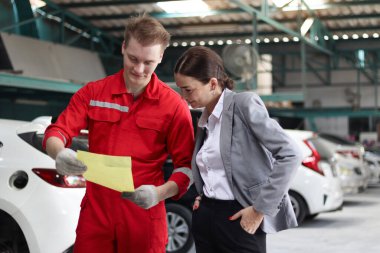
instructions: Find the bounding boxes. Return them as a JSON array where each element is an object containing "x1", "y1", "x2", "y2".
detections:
[
  {"x1": 99, "y1": 13, "x2": 380, "y2": 32},
  {"x1": 165, "y1": 26, "x2": 380, "y2": 41},
  {"x1": 42, "y1": 0, "x2": 122, "y2": 45},
  {"x1": 231, "y1": 0, "x2": 333, "y2": 55},
  {"x1": 59, "y1": 0, "x2": 181, "y2": 9},
  {"x1": 82, "y1": 8, "x2": 243, "y2": 20},
  {"x1": 58, "y1": 0, "x2": 380, "y2": 9},
  {"x1": 0, "y1": 72, "x2": 83, "y2": 94},
  {"x1": 324, "y1": 0, "x2": 380, "y2": 8}
]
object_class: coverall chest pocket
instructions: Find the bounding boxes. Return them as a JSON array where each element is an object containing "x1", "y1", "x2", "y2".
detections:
[
  {"x1": 132, "y1": 116, "x2": 166, "y2": 160},
  {"x1": 88, "y1": 108, "x2": 121, "y2": 146},
  {"x1": 135, "y1": 116, "x2": 165, "y2": 132}
]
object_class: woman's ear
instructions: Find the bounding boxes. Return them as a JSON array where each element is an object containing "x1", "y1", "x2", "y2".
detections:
[{"x1": 210, "y1": 77, "x2": 218, "y2": 90}]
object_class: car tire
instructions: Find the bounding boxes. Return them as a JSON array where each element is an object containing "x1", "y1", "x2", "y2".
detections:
[
  {"x1": 289, "y1": 191, "x2": 308, "y2": 224},
  {"x1": 166, "y1": 203, "x2": 193, "y2": 253},
  {"x1": 306, "y1": 213, "x2": 319, "y2": 220},
  {"x1": 0, "y1": 236, "x2": 28, "y2": 253},
  {"x1": 0, "y1": 211, "x2": 28, "y2": 253},
  {"x1": 0, "y1": 241, "x2": 13, "y2": 253}
]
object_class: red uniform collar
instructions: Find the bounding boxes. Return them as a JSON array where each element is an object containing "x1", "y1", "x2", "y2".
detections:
[{"x1": 111, "y1": 69, "x2": 160, "y2": 100}]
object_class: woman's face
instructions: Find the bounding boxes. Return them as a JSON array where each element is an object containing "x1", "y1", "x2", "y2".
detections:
[{"x1": 175, "y1": 73, "x2": 213, "y2": 108}]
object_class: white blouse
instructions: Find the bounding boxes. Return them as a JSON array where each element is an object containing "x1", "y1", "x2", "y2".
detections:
[{"x1": 196, "y1": 90, "x2": 234, "y2": 200}]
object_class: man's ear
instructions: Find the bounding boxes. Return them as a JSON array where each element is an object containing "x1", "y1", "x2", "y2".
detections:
[{"x1": 121, "y1": 41, "x2": 126, "y2": 54}]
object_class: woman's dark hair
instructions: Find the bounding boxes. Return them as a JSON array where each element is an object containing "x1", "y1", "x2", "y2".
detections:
[{"x1": 174, "y1": 46, "x2": 234, "y2": 90}]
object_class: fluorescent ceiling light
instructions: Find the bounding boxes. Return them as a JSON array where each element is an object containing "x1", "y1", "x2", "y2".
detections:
[
  {"x1": 180, "y1": 24, "x2": 239, "y2": 33},
  {"x1": 272, "y1": 0, "x2": 328, "y2": 11},
  {"x1": 29, "y1": 0, "x2": 46, "y2": 10},
  {"x1": 300, "y1": 17, "x2": 314, "y2": 36},
  {"x1": 157, "y1": 0, "x2": 209, "y2": 14},
  {"x1": 272, "y1": 0, "x2": 293, "y2": 8}
]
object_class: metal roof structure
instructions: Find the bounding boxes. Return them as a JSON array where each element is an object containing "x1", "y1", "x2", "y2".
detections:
[
  {"x1": 1, "y1": 0, "x2": 380, "y2": 123},
  {"x1": 41, "y1": 0, "x2": 380, "y2": 49}
]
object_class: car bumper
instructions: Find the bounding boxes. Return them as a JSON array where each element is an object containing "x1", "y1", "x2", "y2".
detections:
[
  {"x1": 321, "y1": 178, "x2": 344, "y2": 212},
  {"x1": 13, "y1": 181, "x2": 85, "y2": 253},
  {"x1": 338, "y1": 175, "x2": 362, "y2": 195}
]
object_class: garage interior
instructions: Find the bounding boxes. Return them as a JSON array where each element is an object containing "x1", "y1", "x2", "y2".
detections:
[
  {"x1": 1, "y1": 1, "x2": 380, "y2": 253},
  {"x1": 1, "y1": 0, "x2": 379, "y2": 140}
]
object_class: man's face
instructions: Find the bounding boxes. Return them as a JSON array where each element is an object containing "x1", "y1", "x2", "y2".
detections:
[{"x1": 122, "y1": 37, "x2": 163, "y2": 88}]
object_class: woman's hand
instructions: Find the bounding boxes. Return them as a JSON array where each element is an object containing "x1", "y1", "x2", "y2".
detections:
[
  {"x1": 229, "y1": 206, "x2": 264, "y2": 234},
  {"x1": 192, "y1": 196, "x2": 202, "y2": 210}
]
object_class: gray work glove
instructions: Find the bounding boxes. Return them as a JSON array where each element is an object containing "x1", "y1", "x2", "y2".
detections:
[
  {"x1": 55, "y1": 148, "x2": 87, "y2": 175},
  {"x1": 122, "y1": 185, "x2": 159, "y2": 209}
]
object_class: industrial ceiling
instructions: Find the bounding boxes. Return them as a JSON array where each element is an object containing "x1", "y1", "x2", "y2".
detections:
[{"x1": 41, "y1": 0, "x2": 380, "y2": 47}]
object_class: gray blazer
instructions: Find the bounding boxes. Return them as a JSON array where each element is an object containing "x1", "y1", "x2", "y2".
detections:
[{"x1": 192, "y1": 89, "x2": 303, "y2": 233}]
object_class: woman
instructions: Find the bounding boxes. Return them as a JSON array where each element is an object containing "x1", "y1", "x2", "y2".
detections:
[{"x1": 174, "y1": 46, "x2": 302, "y2": 253}]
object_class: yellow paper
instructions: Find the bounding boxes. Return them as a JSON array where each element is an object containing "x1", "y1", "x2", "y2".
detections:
[{"x1": 77, "y1": 150, "x2": 134, "y2": 192}]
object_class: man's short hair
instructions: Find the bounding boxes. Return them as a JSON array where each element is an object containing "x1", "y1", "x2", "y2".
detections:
[{"x1": 124, "y1": 15, "x2": 170, "y2": 50}]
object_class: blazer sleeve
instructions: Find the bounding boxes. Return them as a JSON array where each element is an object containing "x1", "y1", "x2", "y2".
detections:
[{"x1": 235, "y1": 92, "x2": 303, "y2": 216}]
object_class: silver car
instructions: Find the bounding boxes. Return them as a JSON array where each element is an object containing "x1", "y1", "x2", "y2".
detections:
[{"x1": 318, "y1": 133, "x2": 369, "y2": 194}]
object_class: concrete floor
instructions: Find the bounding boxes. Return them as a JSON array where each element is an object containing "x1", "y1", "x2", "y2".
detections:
[{"x1": 188, "y1": 184, "x2": 380, "y2": 253}]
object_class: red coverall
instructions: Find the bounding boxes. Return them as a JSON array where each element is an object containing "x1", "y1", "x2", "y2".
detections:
[{"x1": 43, "y1": 70, "x2": 194, "y2": 253}]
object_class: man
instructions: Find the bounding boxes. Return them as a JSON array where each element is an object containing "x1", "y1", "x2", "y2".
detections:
[{"x1": 43, "y1": 16, "x2": 194, "y2": 253}]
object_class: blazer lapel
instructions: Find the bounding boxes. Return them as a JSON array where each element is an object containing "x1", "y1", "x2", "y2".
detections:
[
  {"x1": 220, "y1": 89, "x2": 235, "y2": 189},
  {"x1": 192, "y1": 126, "x2": 206, "y2": 194}
]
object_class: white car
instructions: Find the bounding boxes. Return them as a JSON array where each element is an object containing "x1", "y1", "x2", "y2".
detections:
[
  {"x1": 0, "y1": 116, "x2": 344, "y2": 252},
  {"x1": 318, "y1": 133, "x2": 370, "y2": 193},
  {"x1": 285, "y1": 130, "x2": 344, "y2": 223},
  {"x1": 0, "y1": 117, "x2": 193, "y2": 253},
  {"x1": 0, "y1": 117, "x2": 85, "y2": 253},
  {"x1": 363, "y1": 151, "x2": 380, "y2": 185}
]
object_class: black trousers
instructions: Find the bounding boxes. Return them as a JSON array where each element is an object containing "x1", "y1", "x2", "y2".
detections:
[{"x1": 191, "y1": 197, "x2": 266, "y2": 253}]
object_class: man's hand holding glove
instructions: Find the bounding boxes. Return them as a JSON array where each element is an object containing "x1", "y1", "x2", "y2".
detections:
[
  {"x1": 122, "y1": 185, "x2": 159, "y2": 209},
  {"x1": 56, "y1": 148, "x2": 87, "y2": 175}
]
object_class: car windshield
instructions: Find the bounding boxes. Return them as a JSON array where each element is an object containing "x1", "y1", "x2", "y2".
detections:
[
  {"x1": 308, "y1": 137, "x2": 334, "y2": 160},
  {"x1": 18, "y1": 132, "x2": 88, "y2": 154},
  {"x1": 318, "y1": 133, "x2": 356, "y2": 145}
]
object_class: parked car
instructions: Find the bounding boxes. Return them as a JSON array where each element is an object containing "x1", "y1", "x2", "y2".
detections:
[
  {"x1": 363, "y1": 150, "x2": 380, "y2": 185},
  {"x1": 163, "y1": 160, "x2": 195, "y2": 253},
  {"x1": 168, "y1": 114, "x2": 344, "y2": 226},
  {"x1": 0, "y1": 116, "x2": 194, "y2": 253},
  {"x1": 318, "y1": 133, "x2": 370, "y2": 193},
  {"x1": 284, "y1": 130, "x2": 343, "y2": 223},
  {"x1": 162, "y1": 109, "x2": 202, "y2": 253},
  {"x1": 166, "y1": 113, "x2": 344, "y2": 225},
  {"x1": 0, "y1": 117, "x2": 86, "y2": 253},
  {"x1": 0, "y1": 114, "x2": 345, "y2": 253}
]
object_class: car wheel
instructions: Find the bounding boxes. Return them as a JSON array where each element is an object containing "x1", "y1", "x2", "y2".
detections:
[
  {"x1": 0, "y1": 211, "x2": 29, "y2": 253},
  {"x1": 166, "y1": 203, "x2": 193, "y2": 253},
  {"x1": 0, "y1": 238, "x2": 27, "y2": 253},
  {"x1": 289, "y1": 191, "x2": 308, "y2": 224},
  {"x1": 0, "y1": 241, "x2": 13, "y2": 253}
]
